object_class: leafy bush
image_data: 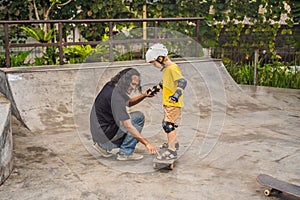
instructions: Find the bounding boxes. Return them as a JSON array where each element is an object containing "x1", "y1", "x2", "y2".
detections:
[
  {"x1": 35, "y1": 46, "x2": 59, "y2": 65},
  {"x1": 86, "y1": 44, "x2": 111, "y2": 62},
  {"x1": 258, "y1": 63, "x2": 300, "y2": 88},
  {"x1": 21, "y1": 27, "x2": 56, "y2": 43},
  {"x1": 224, "y1": 59, "x2": 300, "y2": 89},
  {"x1": 0, "y1": 54, "x2": 5, "y2": 67},
  {"x1": 63, "y1": 45, "x2": 93, "y2": 64},
  {"x1": 10, "y1": 51, "x2": 30, "y2": 67}
]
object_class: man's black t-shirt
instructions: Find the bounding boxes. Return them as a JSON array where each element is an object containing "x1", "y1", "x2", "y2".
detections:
[{"x1": 93, "y1": 82, "x2": 130, "y2": 141}]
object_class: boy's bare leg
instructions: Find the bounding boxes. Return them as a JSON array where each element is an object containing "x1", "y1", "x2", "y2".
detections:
[
  {"x1": 163, "y1": 106, "x2": 180, "y2": 151},
  {"x1": 167, "y1": 130, "x2": 177, "y2": 151}
]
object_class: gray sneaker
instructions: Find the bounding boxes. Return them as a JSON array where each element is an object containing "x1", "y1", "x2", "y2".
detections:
[
  {"x1": 117, "y1": 152, "x2": 143, "y2": 161},
  {"x1": 93, "y1": 143, "x2": 113, "y2": 158}
]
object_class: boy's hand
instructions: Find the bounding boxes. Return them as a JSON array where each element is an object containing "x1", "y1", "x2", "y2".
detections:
[
  {"x1": 168, "y1": 96, "x2": 178, "y2": 104},
  {"x1": 168, "y1": 88, "x2": 182, "y2": 103}
]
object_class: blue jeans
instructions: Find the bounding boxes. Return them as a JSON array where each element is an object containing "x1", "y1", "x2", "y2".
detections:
[{"x1": 100, "y1": 111, "x2": 145, "y2": 156}]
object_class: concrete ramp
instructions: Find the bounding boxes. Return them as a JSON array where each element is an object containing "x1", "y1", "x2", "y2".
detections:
[
  {"x1": 0, "y1": 59, "x2": 299, "y2": 199},
  {"x1": 0, "y1": 66, "x2": 79, "y2": 133},
  {"x1": 0, "y1": 93, "x2": 13, "y2": 185},
  {"x1": 0, "y1": 59, "x2": 265, "y2": 132},
  {"x1": 0, "y1": 59, "x2": 272, "y2": 171}
]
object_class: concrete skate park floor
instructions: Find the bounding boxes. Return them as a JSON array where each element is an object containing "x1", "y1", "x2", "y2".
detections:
[{"x1": 0, "y1": 60, "x2": 299, "y2": 200}]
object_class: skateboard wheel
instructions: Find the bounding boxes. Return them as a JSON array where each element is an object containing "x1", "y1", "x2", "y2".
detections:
[
  {"x1": 264, "y1": 189, "x2": 270, "y2": 196},
  {"x1": 153, "y1": 162, "x2": 174, "y2": 170}
]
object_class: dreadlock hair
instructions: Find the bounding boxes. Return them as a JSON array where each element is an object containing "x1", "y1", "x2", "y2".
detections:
[{"x1": 110, "y1": 68, "x2": 142, "y2": 93}]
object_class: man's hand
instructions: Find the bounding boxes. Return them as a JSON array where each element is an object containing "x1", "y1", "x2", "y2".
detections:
[
  {"x1": 145, "y1": 143, "x2": 157, "y2": 154},
  {"x1": 146, "y1": 85, "x2": 160, "y2": 97}
]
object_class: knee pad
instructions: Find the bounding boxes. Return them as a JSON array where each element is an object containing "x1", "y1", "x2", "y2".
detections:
[{"x1": 162, "y1": 120, "x2": 178, "y2": 133}]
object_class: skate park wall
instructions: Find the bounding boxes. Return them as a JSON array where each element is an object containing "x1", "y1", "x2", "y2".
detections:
[
  {"x1": 0, "y1": 61, "x2": 162, "y2": 133},
  {"x1": 0, "y1": 93, "x2": 13, "y2": 185},
  {"x1": 0, "y1": 58, "x2": 270, "y2": 134}
]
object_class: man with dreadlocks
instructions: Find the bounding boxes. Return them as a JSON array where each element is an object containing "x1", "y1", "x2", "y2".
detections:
[
  {"x1": 90, "y1": 68, "x2": 157, "y2": 161},
  {"x1": 146, "y1": 43, "x2": 187, "y2": 161}
]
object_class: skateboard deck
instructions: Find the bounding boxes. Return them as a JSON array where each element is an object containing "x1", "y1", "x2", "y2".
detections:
[
  {"x1": 153, "y1": 157, "x2": 175, "y2": 170},
  {"x1": 257, "y1": 174, "x2": 300, "y2": 198}
]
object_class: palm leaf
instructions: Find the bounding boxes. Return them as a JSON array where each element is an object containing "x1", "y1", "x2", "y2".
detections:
[
  {"x1": 44, "y1": 29, "x2": 55, "y2": 42},
  {"x1": 21, "y1": 27, "x2": 40, "y2": 41},
  {"x1": 21, "y1": 26, "x2": 56, "y2": 43}
]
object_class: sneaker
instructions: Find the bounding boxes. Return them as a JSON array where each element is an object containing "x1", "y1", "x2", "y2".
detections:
[
  {"x1": 93, "y1": 143, "x2": 113, "y2": 158},
  {"x1": 117, "y1": 152, "x2": 144, "y2": 161},
  {"x1": 156, "y1": 148, "x2": 177, "y2": 160}
]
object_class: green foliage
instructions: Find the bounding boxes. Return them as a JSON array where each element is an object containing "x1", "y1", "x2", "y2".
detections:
[
  {"x1": 224, "y1": 59, "x2": 300, "y2": 89},
  {"x1": 10, "y1": 51, "x2": 30, "y2": 67},
  {"x1": 63, "y1": 45, "x2": 93, "y2": 64},
  {"x1": 1, "y1": 0, "x2": 299, "y2": 53},
  {"x1": 75, "y1": 0, "x2": 134, "y2": 41},
  {"x1": 1, "y1": 0, "x2": 299, "y2": 70},
  {"x1": 115, "y1": 52, "x2": 135, "y2": 61},
  {"x1": 0, "y1": 54, "x2": 6, "y2": 67},
  {"x1": 35, "y1": 46, "x2": 59, "y2": 65},
  {"x1": 86, "y1": 44, "x2": 112, "y2": 62},
  {"x1": 21, "y1": 27, "x2": 56, "y2": 43},
  {"x1": 290, "y1": 0, "x2": 300, "y2": 24},
  {"x1": 0, "y1": 1, "x2": 30, "y2": 20},
  {"x1": 123, "y1": 0, "x2": 297, "y2": 55},
  {"x1": 258, "y1": 63, "x2": 300, "y2": 88}
]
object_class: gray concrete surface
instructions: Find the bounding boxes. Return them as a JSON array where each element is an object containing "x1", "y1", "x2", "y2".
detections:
[
  {"x1": 0, "y1": 93, "x2": 13, "y2": 185},
  {"x1": 0, "y1": 59, "x2": 299, "y2": 199}
]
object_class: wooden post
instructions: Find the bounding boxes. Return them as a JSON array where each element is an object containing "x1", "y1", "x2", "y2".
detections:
[
  {"x1": 143, "y1": 4, "x2": 147, "y2": 41},
  {"x1": 196, "y1": 19, "x2": 200, "y2": 57},
  {"x1": 254, "y1": 49, "x2": 259, "y2": 86},
  {"x1": 58, "y1": 22, "x2": 64, "y2": 65},
  {"x1": 109, "y1": 22, "x2": 113, "y2": 62},
  {"x1": 4, "y1": 24, "x2": 10, "y2": 68},
  {"x1": 154, "y1": 21, "x2": 158, "y2": 40},
  {"x1": 142, "y1": 3, "x2": 147, "y2": 58}
]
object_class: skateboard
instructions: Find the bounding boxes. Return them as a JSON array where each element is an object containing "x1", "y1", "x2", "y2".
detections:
[
  {"x1": 257, "y1": 174, "x2": 300, "y2": 198},
  {"x1": 153, "y1": 157, "x2": 175, "y2": 170}
]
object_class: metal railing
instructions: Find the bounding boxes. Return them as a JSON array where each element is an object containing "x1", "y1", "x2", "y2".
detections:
[{"x1": 0, "y1": 17, "x2": 204, "y2": 67}]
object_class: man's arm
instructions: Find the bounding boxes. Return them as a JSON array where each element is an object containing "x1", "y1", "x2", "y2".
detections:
[
  {"x1": 127, "y1": 89, "x2": 157, "y2": 107},
  {"x1": 122, "y1": 119, "x2": 157, "y2": 154},
  {"x1": 127, "y1": 93, "x2": 147, "y2": 107}
]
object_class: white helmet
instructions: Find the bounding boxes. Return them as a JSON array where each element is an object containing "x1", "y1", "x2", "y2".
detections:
[{"x1": 145, "y1": 43, "x2": 168, "y2": 63}]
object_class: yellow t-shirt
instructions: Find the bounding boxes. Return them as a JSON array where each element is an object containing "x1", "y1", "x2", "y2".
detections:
[{"x1": 162, "y1": 64, "x2": 184, "y2": 107}]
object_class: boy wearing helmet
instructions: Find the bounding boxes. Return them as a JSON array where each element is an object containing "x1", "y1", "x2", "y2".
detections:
[{"x1": 146, "y1": 43, "x2": 187, "y2": 161}]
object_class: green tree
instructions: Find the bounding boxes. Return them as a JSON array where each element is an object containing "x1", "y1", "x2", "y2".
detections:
[
  {"x1": 0, "y1": 1, "x2": 30, "y2": 20},
  {"x1": 27, "y1": 0, "x2": 72, "y2": 36},
  {"x1": 1, "y1": 0, "x2": 299, "y2": 56},
  {"x1": 74, "y1": 0, "x2": 134, "y2": 41},
  {"x1": 290, "y1": 0, "x2": 300, "y2": 50}
]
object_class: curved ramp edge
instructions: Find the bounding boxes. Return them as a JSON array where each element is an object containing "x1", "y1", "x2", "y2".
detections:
[
  {"x1": 0, "y1": 71, "x2": 24, "y2": 126},
  {"x1": 0, "y1": 60, "x2": 277, "y2": 134},
  {"x1": 0, "y1": 93, "x2": 13, "y2": 185}
]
